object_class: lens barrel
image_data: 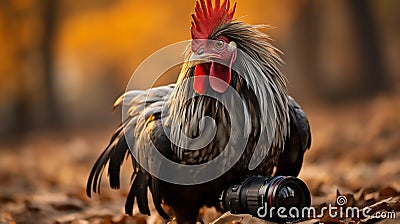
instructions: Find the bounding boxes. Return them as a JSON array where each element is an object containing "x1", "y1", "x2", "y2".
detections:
[{"x1": 219, "y1": 176, "x2": 311, "y2": 222}]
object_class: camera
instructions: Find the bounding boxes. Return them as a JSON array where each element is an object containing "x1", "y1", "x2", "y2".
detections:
[{"x1": 219, "y1": 176, "x2": 311, "y2": 222}]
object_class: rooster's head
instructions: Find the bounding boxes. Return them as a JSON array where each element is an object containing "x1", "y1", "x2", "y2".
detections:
[
  {"x1": 176, "y1": 0, "x2": 288, "y2": 152},
  {"x1": 190, "y1": 0, "x2": 237, "y2": 94}
]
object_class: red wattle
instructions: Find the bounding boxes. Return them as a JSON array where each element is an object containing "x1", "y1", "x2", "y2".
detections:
[
  {"x1": 209, "y1": 62, "x2": 231, "y2": 93},
  {"x1": 193, "y1": 65, "x2": 208, "y2": 94}
]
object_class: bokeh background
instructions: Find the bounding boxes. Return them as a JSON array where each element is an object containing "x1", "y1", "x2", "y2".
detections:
[{"x1": 0, "y1": 0, "x2": 399, "y2": 223}]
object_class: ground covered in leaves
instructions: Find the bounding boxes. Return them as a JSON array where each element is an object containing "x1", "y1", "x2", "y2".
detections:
[{"x1": 0, "y1": 93, "x2": 399, "y2": 224}]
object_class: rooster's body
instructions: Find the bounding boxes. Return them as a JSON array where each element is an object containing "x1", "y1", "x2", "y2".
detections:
[{"x1": 87, "y1": 1, "x2": 311, "y2": 223}]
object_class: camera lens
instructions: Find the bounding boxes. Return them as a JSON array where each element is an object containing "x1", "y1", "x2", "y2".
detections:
[
  {"x1": 220, "y1": 176, "x2": 311, "y2": 222},
  {"x1": 275, "y1": 180, "x2": 305, "y2": 209}
]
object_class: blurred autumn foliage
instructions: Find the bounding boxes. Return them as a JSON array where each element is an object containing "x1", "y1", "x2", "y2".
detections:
[{"x1": 0, "y1": 0, "x2": 400, "y2": 223}]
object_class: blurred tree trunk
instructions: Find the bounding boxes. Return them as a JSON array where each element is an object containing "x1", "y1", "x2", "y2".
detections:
[
  {"x1": 2, "y1": 1, "x2": 31, "y2": 136},
  {"x1": 345, "y1": 0, "x2": 390, "y2": 95},
  {"x1": 6, "y1": 0, "x2": 60, "y2": 137},
  {"x1": 289, "y1": 0, "x2": 391, "y2": 102},
  {"x1": 286, "y1": 0, "x2": 321, "y2": 100},
  {"x1": 41, "y1": 0, "x2": 60, "y2": 128}
]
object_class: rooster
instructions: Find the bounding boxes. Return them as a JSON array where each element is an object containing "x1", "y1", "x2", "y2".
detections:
[{"x1": 86, "y1": 0, "x2": 311, "y2": 223}]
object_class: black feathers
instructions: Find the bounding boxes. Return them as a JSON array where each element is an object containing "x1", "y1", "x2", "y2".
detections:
[
  {"x1": 275, "y1": 97, "x2": 311, "y2": 177},
  {"x1": 125, "y1": 171, "x2": 150, "y2": 215},
  {"x1": 109, "y1": 134, "x2": 129, "y2": 189},
  {"x1": 86, "y1": 86, "x2": 175, "y2": 219},
  {"x1": 86, "y1": 125, "x2": 128, "y2": 197},
  {"x1": 150, "y1": 177, "x2": 171, "y2": 220}
]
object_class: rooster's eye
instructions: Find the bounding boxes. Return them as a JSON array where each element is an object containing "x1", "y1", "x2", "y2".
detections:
[{"x1": 215, "y1": 40, "x2": 225, "y2": 50}]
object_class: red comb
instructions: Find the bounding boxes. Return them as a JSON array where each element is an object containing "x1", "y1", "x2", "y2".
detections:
[{"x1": 191, "y1": 0, "x2": 237, "y2": 39}]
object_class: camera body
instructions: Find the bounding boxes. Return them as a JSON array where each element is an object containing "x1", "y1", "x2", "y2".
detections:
[{"x1": 219, "y1": 176, "x2": 311, "y2": 222}]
